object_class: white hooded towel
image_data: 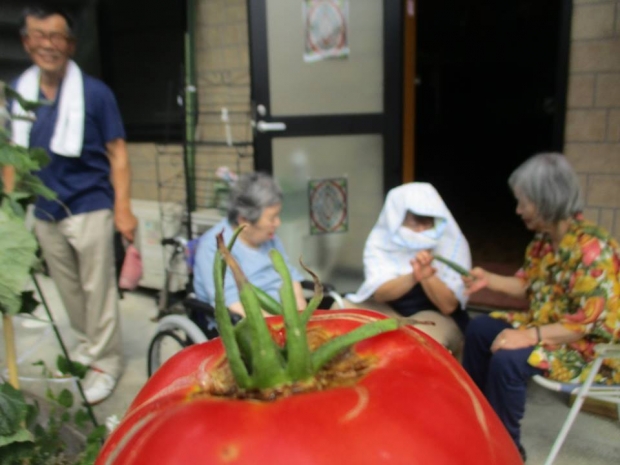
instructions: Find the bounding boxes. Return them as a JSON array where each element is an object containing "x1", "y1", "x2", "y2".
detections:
[{"x1": 346, "y1": 182, "x2": 471, "y2": 309}]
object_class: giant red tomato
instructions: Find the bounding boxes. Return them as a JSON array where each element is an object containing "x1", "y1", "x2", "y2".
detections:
[{"x1": 97, "y1": 310, "x2": 522, "y2": 465}]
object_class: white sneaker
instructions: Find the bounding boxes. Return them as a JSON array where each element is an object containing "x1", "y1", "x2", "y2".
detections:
[{"x1": 82, "y1": 369, "x2": 117, "y2": 405}]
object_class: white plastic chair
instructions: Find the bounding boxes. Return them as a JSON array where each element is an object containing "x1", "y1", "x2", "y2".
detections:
[{"x1": 532, "y1": 343, "x2": 620, "y2": 465}]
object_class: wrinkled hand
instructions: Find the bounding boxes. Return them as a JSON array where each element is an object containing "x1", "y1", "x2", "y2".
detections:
[
  {"x1": 463, "y1": 267, "x2": 488, "y2": 295},
  {"x1": 411, "y1": 250, "x2": 436, "y2": 282},
  {"x1": 491, "y1": 328, "x2": 536, "y2": 353},
  {"x1": 115, "y1": 209, "x2": 138, "y2": 243}
]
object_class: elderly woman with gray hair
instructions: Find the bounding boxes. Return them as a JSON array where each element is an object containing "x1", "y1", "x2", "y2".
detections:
[
  {"x1": 193, "y1": 172, "x2": 307, "y2": 316},
  {"x1": 462, "y1": 153, "x2": 620, "y2": 461}
]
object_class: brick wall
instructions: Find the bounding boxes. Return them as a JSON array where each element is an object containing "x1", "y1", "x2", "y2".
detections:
[
  {"x1": 193, "y1": 0, "x2": 254, "y2": 208},
  {"x1": 564, "y1": 0, "x2": 620, "y2": 237},
  {"x1": 128, "y1": 0, "x2": 253, "y2": 208}
]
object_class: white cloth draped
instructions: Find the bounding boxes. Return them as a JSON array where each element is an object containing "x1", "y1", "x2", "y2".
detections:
[
  {"x1": 11, "y1": 60, "x2": 84, "y2": 157},
  {"x1": 346, "y1": 182, "x2": 471, "y2": 309}
]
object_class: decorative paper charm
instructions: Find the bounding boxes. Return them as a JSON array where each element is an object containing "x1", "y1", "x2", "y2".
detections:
[
  {"x1": 308, "y1": 177, "x2": 348, "y2": 235},
  {"x1": 303, "y1": 0, "x2": 350, "y2": 63}
]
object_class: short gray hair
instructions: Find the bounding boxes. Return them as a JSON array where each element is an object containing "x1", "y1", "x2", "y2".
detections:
[
  {"x1": 227, "y1": 172, "x2": 283, "y2": 224},
  {"x1": 508, "y1": 153, "x2": 583, "y2": 223}
]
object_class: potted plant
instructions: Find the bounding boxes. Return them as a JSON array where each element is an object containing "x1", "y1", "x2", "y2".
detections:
[{"x1": 0, "y1": 82, "x2": 104, "y2": 465}]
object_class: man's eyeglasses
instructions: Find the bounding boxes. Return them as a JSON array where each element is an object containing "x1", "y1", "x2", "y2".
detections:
[{"x1": 22, "y1": 29, "x2": 72, "y2": 48}]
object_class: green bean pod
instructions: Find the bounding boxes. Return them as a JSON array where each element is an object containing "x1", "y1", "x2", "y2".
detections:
[{"x1": 433, "y1": 254, "x2": 471, "y2": 277}]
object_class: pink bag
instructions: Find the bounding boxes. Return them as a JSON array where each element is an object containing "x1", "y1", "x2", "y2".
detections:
[{"x1": 119, "y1": 244, "x2": 143, "y2": 290}]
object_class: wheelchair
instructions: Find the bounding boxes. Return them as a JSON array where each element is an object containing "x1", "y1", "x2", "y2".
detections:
[{"x1": 147, "y1": 236, "x2": 344, "y2": 377}]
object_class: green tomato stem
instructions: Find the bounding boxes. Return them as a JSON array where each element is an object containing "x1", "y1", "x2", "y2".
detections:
[
  {"x1": 233, "y1": 319, "x2": 253, "y2": 368},
  {"x1": 215, "y1": 226, "x2": 400, "y2": 391},
  {"x1": 236, "y1": 282, "x2": 288, "y2": 388},
  {"x1": 251, "y1": 284, "x2": 283, "y2": 316},
  {"x1": 270, "y1": 249, "x2": 312, "y2": 380},
  {"x1": 213, "y1": 236, "x2": 251, "y2": 387},
  {"x1": 311, "y1": 318, "x2": 400, "y2": 373},
  {"x1": 299, "y1": 260, "x2": 324, "y2": 326},
  {"x1": 218, "y1": 236, "x2": 287, "y2": 388}
]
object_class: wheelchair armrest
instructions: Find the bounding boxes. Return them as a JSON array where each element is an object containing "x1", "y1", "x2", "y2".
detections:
[
  {"x1": 300, "y1": 279, "x2": 336, "y2": 293},
  {"x1": 184, "y1": 297, "x2": 243, "y2": 325},
  {"x1": 300, "y1": 280, "x2": 345, "y2": 309}
]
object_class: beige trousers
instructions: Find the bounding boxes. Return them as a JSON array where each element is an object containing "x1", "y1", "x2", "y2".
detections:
[
  {"x1": 339, "y1": 298, "x2": 464, "y2": 359},
  {"x1": 35, "y1": 210, "x2": 123, "y2": 378}
]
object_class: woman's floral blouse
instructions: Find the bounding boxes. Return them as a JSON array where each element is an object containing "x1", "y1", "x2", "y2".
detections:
[{"x1": 491, "y1": 217, "x2": 620, "y2": 384}]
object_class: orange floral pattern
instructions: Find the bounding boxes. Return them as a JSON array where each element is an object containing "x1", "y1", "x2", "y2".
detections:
[{"x1": 491, "y1": 218, "x2": 620, "y2": 384}]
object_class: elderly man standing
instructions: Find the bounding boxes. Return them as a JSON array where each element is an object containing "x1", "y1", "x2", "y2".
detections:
[{"x1": 10, "y1": 4, "x2": 136, "y2": 404}]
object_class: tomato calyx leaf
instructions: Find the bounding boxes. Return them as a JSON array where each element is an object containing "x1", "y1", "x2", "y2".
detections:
[{"x1": 214, "y1": 227, "x2": 399, "y2": 391}]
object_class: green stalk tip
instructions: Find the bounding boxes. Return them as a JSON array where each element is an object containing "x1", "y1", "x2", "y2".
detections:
[
  {"x1": 270, "y1": 249, "x2": 312, "y2": 380},
  {"x1": 311, "y1": 319, "x2": 399, "y2": 373}
]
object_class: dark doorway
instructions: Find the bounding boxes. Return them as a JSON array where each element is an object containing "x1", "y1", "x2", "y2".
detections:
[
  {"x1": 414, "y1": 0, "x2": 571, "y2": 270},
  {"x1": 98, "y1": 0, "x2": 186, "y2": 141}
]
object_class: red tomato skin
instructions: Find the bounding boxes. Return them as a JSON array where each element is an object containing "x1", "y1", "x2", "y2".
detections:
[{"x1": 97, "y1": 310, "x2": 522, "y2": 465}]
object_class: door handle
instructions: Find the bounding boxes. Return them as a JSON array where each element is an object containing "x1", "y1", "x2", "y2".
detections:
[{"x1": 256, "y1": 120, "x2": 287, "y2": 133}]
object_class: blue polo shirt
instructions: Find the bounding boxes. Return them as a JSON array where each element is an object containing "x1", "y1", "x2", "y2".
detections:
[{"x1": 23, "y1": 74, "x2": 125, "y2": 221}]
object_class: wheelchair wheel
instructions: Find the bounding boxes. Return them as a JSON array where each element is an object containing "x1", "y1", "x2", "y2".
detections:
[{"x1": 147, "y1": 314, "x2": 209, "y2": 377}]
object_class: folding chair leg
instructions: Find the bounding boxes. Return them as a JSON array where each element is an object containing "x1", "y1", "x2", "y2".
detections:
[{"x1": 543, "y1": 357, "x2": 605, "y2": 465}]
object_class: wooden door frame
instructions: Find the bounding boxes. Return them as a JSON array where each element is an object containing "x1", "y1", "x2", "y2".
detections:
[
  {"x1": 401, "y1": 0, "x2": 416, "y2": 183},
  {"x1": 553, "y1": 0, "x2": 573, "y2": 151}
]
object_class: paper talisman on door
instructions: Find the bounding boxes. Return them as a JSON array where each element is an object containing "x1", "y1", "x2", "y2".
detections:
[
  {"x1": 303, "y1": 0, "x2": 350, "y2": 63},
  {"x1": 308, "y1": 177, "x2": 348, "y2": 235}
]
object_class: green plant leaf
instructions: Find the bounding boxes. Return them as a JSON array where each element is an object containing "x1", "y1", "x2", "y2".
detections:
[
  {"x1": 2, "y1": 193, "x2": 29, "y2": 218},
  {"x1": 56, "y1": 355, "x2": 89, "y2": 379},
  {"x1": 29, "y1": 147, "x2": 51, "y2": 169},
  {"x1": 25, "y1": 402, "x2": 39, "y2": 430},
  {"x1": 56, "y1": 389, "x2": 74, "y2": 409},
  {"x1": 0, "y1": 441, "x2": 39, "y2": 465},
  {"x1": 0, "y1": 209, "x2": 37, "y2": 315},
  {"x1": 74, "y1": 425, "x2": 106, "y2": 465},
  {"x1": 74, "y1": 409, "x2": 90, "y2": 429},
  {"x1": 19, "y1": 290, "x2": 39, "y2": 315},
  {"x1": 0, "y1": 143, "x2": 39, "y2": 172},
  {"x1": 0, "y1": 426, "x2": 34, "y2": 449},
  {"x1": 0, "y1": 382, "x2": 28, "y2": 436},
  {"x1": 4, "y1": 85, "x2": 49, "y2": 112},
  {"x1": 0, "y1": 126, "x2": 10, "y2": 144},
  {"x1": 16, "y1": 172, "x2": 56, "y2": 200},
  {"x1": 0, "y1": 383, "x2": 34, "y2": 447}
]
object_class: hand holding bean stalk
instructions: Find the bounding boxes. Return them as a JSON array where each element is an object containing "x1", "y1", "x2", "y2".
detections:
[{"x1": 432, "y1": 254, "x2": 488, "y2": 294}]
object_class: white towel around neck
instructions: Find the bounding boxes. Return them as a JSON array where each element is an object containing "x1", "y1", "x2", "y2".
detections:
[
  {"x1": 346, "y1": 182, "x2": 471, "y2": 309},
  {"x1": 11, "y1": 60, "x2": 84, "y2": 157}
]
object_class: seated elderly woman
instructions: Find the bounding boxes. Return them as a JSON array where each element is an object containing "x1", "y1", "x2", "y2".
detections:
[
  {"x1": 193, "y1": 172, "x2": 307, "y2": 316},
  {"x1": 345, "y1": 182, "x2": 472, "y2": 356},
  {"x1": 461, "y1": 153, "x2": 620, "y2": 462}
]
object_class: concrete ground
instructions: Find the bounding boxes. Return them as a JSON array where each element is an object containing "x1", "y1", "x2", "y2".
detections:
[{"x1": 1, "y1": 274, "x2": 618, "y2": 464}]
